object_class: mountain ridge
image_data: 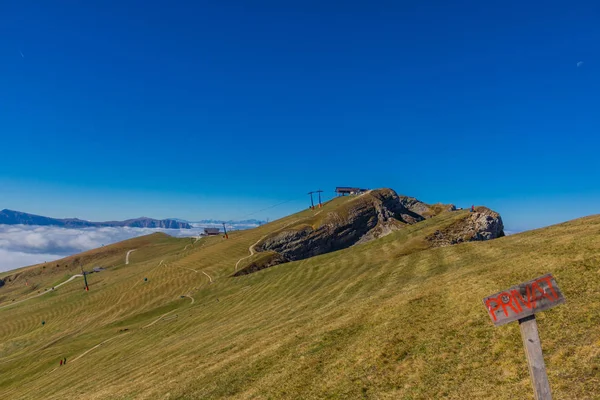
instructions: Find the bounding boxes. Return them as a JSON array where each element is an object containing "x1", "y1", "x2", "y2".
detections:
[
  {"x1": 0, "y1": 209, "x2": 192, "y2": 229},
  {"x1": 234, "y1": 189, "x2": 504, "y2": 275}
]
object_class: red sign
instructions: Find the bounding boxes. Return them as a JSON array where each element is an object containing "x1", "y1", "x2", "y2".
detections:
[{"x1": 483, "y1": 274, "x2": 565, "y2": 326}]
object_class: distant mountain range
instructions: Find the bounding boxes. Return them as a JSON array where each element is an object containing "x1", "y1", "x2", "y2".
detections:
[{"x1": 0, "y1": 209, "x2": 192, "y2": 229}]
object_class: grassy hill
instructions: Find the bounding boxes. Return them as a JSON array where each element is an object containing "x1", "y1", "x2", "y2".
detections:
[{"x1": 1, "y1": 195, "x2": 599, "y2": 399}]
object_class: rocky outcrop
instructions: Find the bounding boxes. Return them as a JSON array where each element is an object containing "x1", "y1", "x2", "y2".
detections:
[
  {"x1": 427, "y1": 207, "x2": 505, "y2": 247},
  {"x1": 235, "y1": 189, "x2": 505, "y2": 276},
  {"x1": 256, "y1": 189, "x2": 429, "y2": 262},
  {"x1": 0, "y1": 209, "x2": 192, "y2": 229},
  {"x1": 398, "y1": 195, "x2": 432, "y2": 217}
]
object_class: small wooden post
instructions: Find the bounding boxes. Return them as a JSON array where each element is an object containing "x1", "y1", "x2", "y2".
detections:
[{"x1": 519, "y1": 315, "x2": 552, "y2": 400}]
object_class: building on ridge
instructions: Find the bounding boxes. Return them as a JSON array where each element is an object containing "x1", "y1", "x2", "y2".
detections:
[
  {"x1": 204, "y1": 227, "x2": 220, "y2": 236},
  {"x1": 335, "y1": 187, "x2": 368, "y2": 196}
]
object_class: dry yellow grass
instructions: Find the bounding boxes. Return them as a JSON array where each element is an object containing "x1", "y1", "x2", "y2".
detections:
[{"x1": 1, "y1": 199, "x2": 600, "y2": 399}]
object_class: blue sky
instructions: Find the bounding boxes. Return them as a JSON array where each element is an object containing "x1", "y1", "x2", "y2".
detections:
[{"x1": 1, "y1": 0, "x2": 599, "y2": 231}]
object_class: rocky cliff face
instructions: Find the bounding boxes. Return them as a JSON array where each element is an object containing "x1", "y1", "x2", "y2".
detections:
[
  {"x1": 256, "y1": 189, "x2": 431, "y2": 262},
  {"x1": 398, "y1": 195, "x2": 433, "y2": 217},
  {"x1": 235, "y1": 189, "x2": 505, "y2": 276},
  {"x1": 426, "y1": 207, "x2": 505, "y2": 247}
]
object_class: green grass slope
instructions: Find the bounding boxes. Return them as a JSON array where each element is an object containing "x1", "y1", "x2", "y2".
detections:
[
  {"x1": 0, "y1": 233, "x2": 184, "y2": 304},
  {"x1": 1, "y1": 202, "x2": 600, "y2": 399}
]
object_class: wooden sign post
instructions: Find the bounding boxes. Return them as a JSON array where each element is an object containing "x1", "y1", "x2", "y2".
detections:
[{"x1": 483, "y1": 274, "x2": 565, "y2": 400}]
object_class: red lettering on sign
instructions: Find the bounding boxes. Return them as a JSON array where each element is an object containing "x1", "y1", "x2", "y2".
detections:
[
  {"x1": 484, "y1": 274, "x2": 564, "y2": 326},
  {"x1": 499, "y1": 292, "x2": 520, "y2": 317},
  {"x1": 510, "y1": 288, "x2": 532, "y2": 311},
  {"x1": 530, "y1": 281, "x2": 554, "y2": 306},
  {"x1": 538, "y1": 276, "x2": 558, "y2": 300},
  {"x1": 485, "y1": 297, "x2": 501, "y2": 322}
]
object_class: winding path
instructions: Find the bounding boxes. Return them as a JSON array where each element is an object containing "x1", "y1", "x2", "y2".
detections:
[
  {"x1": 201, "y1": 271, "x2": 213, "y2": 283},
  {"x1": 0, "y1": 274, "x2": 83, "y2": 310},
  {"x1": 70, "y1": 286, "x2": 192, "y2": 365},
  {"x1": 14, "y1": 245, "x2": 209, "y2": 370},
  {"x1": 234, "y1": 235, "x2": 266, "y2": 272},
  {"x1": 176, "y1": 266, "x2": 212, "y2": 284},
  {"x1": 176, "y1": 266, "x2": 198, "y2": 273},
  {"x1": 142, "y1": 310, "x2": 177, "y2": 329},
  {"x1": 71, "y1": 333, "x2": 130, "y2": 363},
  {"x1": 125, "y1": 249, "x2": 137, "y2": 265},
  {"x1": 53, "y1": 274, "x2": 83, "y2": 289},
  {"x1": 234, "y1": 210, "x2": 325, "y2": 272}
]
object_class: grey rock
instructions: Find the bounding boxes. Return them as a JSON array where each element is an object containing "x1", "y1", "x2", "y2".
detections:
[
  {"x1": 257, "y1": 189, "x2": 426, "y2": 262},
  {"x1": 427, "y1": 207, "x2": 505, "y2": 246}
]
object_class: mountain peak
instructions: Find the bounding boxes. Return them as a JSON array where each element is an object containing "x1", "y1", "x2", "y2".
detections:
[{"x1": 235, "y1": 188, "x2": 504, "y2": 276}]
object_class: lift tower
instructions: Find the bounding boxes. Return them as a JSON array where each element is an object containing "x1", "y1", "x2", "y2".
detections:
[
  {"x1": 316, "y1": 190, "x2": 323, "y2": 208},
  {"x1": 222, "y1": 222, "x2": 229, "y2": 239},
  {"x1": 308, "y1": 191, "x2": 315, "y2": 210},
  {"x1": 80, "y1": 266, "x2": 89, "y2": 291}
]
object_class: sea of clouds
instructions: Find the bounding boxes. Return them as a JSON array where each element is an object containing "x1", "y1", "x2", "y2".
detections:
[{"x1": 0, "y1": 224, "x2": 255, "y2": 273}]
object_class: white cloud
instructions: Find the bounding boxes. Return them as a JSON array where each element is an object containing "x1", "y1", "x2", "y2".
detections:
[
  {"x1": 577, "y1": 61, "x2": 583, "y2": 67},
  {"x1": 0, "y1": 248, "x2": 63, "y2": 272}
]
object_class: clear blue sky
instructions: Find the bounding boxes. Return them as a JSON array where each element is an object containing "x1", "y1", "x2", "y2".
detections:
[{"x1": 1, "y1": 1, "x2": 599, "y2": 231}]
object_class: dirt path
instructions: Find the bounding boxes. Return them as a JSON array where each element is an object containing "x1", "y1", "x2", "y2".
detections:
[
  {"x1": 176, "y1": 266, "x2": 198, "y2": 273},
  {"x1": 70, "y1": 333, "x2": 130, "y2": 363},
  {"x1": 37, "y1": 255, "x2": 202, "y2": 370},
  {"x1": 176, "y1": 265, "x2": 212, "y2": 284},
  {"x1": 234, "y1": 236, "x2": 265, "y2": 272},
  {"x1": 142, "y1": 310, "x2": 177, "y2": 329},
  {"x1": 125, "y1": 249, "x2": 137, "y2": 265},
  {"x1": 201, "y1": 271, "x2": 213, "y2": 283},
  {"x1": 0, "y1": 274, "x2": 83, "y2": 310},
  {"x1": 57, "y1": 283, "x2": 190, "y2": 367},
  {"x1": 234, "y1": 210, "x2": 324, "y2": 272}
]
